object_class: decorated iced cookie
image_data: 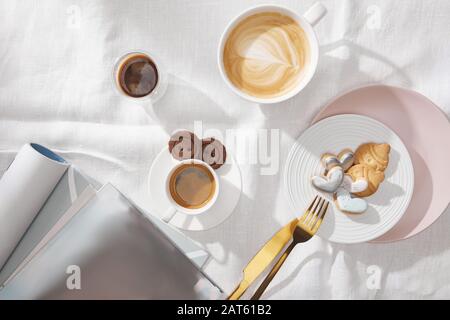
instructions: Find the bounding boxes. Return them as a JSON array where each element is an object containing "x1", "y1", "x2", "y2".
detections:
[
  {"x1": 313, "y1": 143, "x2": 390, "y2": 215},
  {"x1": 334, "y1": 187, "x2": 368, "y2": 214},
  {"x1": 321, "y1": 149, "x2": 354, "y2": 173},
  {"x1": 311, "y1": 166, "x2": 344, "y2": 193},
  {"x1": 342, "y1": 174, "x2": 368, "y2": 194},
  {"x1": 347, "y1": 164, "x2": 385, "y2": 197},
  {"x1": 321, "y1": 153, "x2": 341, "y2": 171},
  {"x1": 354, "y1": 143, "x2": 390, "y2": 172},
  {"x1": 337, "y1": 149, "x2": 355, "y2": 172}
]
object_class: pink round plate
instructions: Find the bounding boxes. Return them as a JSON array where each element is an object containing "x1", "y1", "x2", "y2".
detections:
[{"x1": 313, "y1": 85, "x2": 450, "y2": 242}]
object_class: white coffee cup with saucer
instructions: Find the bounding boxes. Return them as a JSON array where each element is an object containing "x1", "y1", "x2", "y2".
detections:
[
  {"x1": 163, "y1": 159, "x2": 220, "y2": 222},
  {"x1": 148, "y1": 147, "x2": 242, "y2": 231}
]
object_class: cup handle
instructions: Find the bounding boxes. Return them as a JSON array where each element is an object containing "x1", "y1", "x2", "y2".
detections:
[
  {"x1": 162, "y1": 206, "x2": 177, "y2": 223},
  {"x1": 303, "y1": 2, "x2": 327, "y2": 26}
]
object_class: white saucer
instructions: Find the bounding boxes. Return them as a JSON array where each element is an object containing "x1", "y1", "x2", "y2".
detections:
[
  {"x1": 284, "y1": 114, "x2": 414, "y2": 244},
  {"x1": 148, "y1": 147, "x2": 242, "y2": 231}
]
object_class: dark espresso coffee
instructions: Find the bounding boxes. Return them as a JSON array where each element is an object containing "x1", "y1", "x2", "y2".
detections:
[{"x1": 116, "y1": 53, "x2": 158, "y2": 98}]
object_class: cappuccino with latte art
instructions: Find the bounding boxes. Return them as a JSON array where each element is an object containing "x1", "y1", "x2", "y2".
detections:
[
  {"x1": 223, "y1": 12, "x2": 310, "y2": 99},
  {"x1": 218, "y1": 4, "x2": 326, "y2": 103}
]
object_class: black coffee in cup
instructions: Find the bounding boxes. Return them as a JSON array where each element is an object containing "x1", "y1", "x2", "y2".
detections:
[{"x1": 116, "y1": 53, "x2": 158, "y2": 98}]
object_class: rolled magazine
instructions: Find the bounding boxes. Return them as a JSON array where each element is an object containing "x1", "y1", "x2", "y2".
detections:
[{"x1": 0, "y1": 143, "x2": 69, "y2": 269}]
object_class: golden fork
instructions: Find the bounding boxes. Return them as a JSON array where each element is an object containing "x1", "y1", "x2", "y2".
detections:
[
  {"x1": 227, "y1": 196, "x2": 328, "y2": 300},
  {"x1": 251, "y1": 196, "x2": 329, "y2": 300}
]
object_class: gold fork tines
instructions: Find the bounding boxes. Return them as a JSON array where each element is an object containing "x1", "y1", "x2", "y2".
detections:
[
  {"x1": 251, "y1": 196, "x2": 329, "y2": 300},
  {"x1": 299, "y1": 196, "x2": 329, "y2": 235}
]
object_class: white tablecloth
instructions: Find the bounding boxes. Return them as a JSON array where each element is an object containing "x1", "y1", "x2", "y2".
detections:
[{"x1": 1, "y1": 0, "x2": 449, "y2": 299}]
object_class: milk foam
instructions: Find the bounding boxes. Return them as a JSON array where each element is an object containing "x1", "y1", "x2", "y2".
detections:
[{"x1": 223, "y1": 12, "x2": 310, "y2": 99}]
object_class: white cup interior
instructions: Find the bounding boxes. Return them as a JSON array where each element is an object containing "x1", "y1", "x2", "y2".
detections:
[
  {"x1": 165, "y1": 159, "x2": 220, "y2": 215},
  {"x1": 217, "y1": 5, "x2": 320, "y2": 104}
]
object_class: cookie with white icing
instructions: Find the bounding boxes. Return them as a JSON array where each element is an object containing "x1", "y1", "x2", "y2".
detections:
[
  {"x1": 321, "y1": 153, "x2": 341, "y2": 171},
  {"x1": 341, "y1": 174, "x2": 368, "y2": 194},
  {"x1": 337, "y1": 149, "x2": 355, "y2": 172},
  {"x1": 334, "y1": 187, "x2": 368, "y2": 214},
  {"x1": 311, "y1": 166, "x2": 344, "y2": 193},
  {"x1": 321, "y1": 149, "x2": 354, "y2": 173}
]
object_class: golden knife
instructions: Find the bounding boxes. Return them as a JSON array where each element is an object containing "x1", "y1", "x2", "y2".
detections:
[{"x1": 228, "y1": 218, "x2": 298, "y2": 300}]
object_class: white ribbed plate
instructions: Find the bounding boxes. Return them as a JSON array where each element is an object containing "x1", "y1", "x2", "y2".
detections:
[{"x1": 284, "y1": 114, "x2": 414, "y2": 244}]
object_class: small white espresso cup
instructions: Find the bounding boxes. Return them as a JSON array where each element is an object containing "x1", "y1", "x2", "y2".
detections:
[
  {"x1": 112, "y1": 50, "x2": 168, "y2": 104},
  {"x1": 162, "y1": 159, "x2": 220, "y2": 222},
  {"x1": 217, "y1": 2, "x2": 327, "y2": 104}
]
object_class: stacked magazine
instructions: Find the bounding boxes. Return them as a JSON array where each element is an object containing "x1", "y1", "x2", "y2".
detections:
[{"x1": 0, "y1": 143, "x2": 222, "y2": 299}]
